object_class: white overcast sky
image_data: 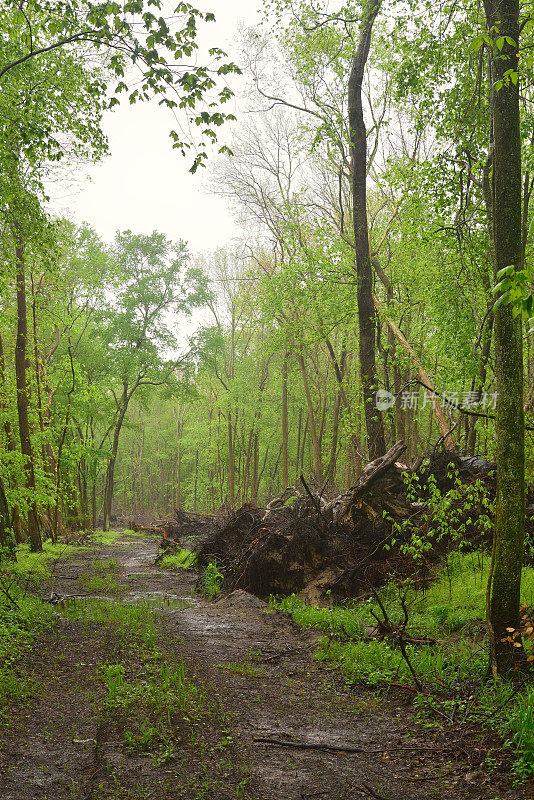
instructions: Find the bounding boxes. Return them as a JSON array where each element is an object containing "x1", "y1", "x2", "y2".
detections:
[{"x1": 51, "y1": 0, "x2": 263, "y2": 253}]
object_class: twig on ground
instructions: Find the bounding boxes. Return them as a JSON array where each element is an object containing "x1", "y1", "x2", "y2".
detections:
[
  {"x1": 357, "y1": 783, "x2": 392, "y2": 800},
  {"x1": 254, "y1": 736, "x2": 457, "y2": 754}
]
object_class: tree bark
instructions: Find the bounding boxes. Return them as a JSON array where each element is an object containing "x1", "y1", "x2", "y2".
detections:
[
  {"x1": 298, "y1": 354, "x2": 322, "y2": 485},
  {"x1": 348, "y1": 0, "x2": 385, "y2": 460},
  {"x1": 0, "y1": 475, "x2": 15, "y2": 559},
  {"x1": 373, "y1": 293, "x2": 456, "y2": 450},
  {"x1": 13, "y1": 225, "x2": 42, "y2": 551},
  {"x1": 227, "y1": 413, "x2": 235, "y2": 507},
  {"x1": 484, "y1": 0, "x2": 526, "y2": 676},
  {"x1": 0, "y1": 333, "x2": 24, "y2": 543},
  {"x1": 281, "y1": 352, "x2": 289, "y2": 488},
  {"x1": 103, "y1": 386, "x2": 129, "y2": 531}
]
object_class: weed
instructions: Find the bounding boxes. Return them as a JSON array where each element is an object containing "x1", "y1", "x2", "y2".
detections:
[
  {"x1": 505, "y1": 686, "x2": 534, "y2": 781},
  {"x1": 216, "y1": 661, "x2": 268, "y2": 678},
  {"x1": 124, "y1": 722, "x2": 160, "y2": 753},
  {"x1": 159, "y1": 549, "x2": 196, "y2": 570},
  {"x1": 271, "y1": 554, "x2": 534, "y2": 779},
  {"x1": 199, "y1": 561, "x2": 223, "y2": 599},
  {"x1": 90, "y1": 531, "x2": 125, "y2": 545},
  {"x1": 12, "y1": 541, "x2": 80, "y2": 578},
  {"x1": 0, "y1": 586, "x2": 55, "y2": 722}
]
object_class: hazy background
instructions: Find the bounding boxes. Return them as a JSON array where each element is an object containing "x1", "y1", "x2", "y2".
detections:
[{"x1": 52, "y1": 0, "x2": 262, "y2": 252}]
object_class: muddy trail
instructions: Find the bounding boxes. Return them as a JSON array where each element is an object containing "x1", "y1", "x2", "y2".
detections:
[{"x1": 0, "y1": 533, "x2": 526, "y2": 800}]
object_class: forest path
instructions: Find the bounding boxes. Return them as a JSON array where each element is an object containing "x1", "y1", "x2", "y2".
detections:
[{"x1": 0, "y1": 533, "x2": 523, "y2": 800}]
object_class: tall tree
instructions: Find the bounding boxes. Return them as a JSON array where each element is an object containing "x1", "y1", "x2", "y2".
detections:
[
  {"x1": 483, "y1": 0, "x2": 526, "y2": 676},
  {"x1": 100, "y1": 231, "x2": 206, "y2": 530},
  {"x1": 348, "y1": 0, "x2": 385, "y2": 459}
]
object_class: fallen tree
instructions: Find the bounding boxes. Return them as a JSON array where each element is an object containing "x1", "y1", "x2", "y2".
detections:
[{"x1": 191, "y1": 441, "x2": 524, "y2": 603}]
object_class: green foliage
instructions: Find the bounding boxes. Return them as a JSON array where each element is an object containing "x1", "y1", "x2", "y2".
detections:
[
  {"x1": 12, "y1": 541, "x2": 81, "y2": 578},
  {"x1": 0, "y1": 589, "x2": 55, "y2": 722},
  {"x1": 0, "y1": 0, "x2": 239, "y2": 173},
  {"x1": 272, "y1": 554, "x2": 534, "y2": 686},
  {"x1": 90, "y1": 531, "x2": 125, "y2": 545},
  {"x1": 390, "y1": 468, "x2": 494, "y2": 562},
  {"x1": 505, "y1": 687, "x2": 534, "y2": 781},
  {"x1": 159, "y1": 549, "x2": 197, "y2": 570},
  {"x1": 216, "y1": 661, "x2": 268, "y2": 678},
  {"x1": 199, "y1": 561, "x2": 223, "y2": 599}
]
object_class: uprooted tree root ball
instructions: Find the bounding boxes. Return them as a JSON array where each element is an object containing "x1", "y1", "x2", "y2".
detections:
[{"x1": 188, "y1": 443, "x2": 534, "y2": 604}]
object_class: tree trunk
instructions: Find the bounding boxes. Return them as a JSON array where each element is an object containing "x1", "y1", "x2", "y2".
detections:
[
  {"x1": 0, "y1": 475, "x2": 15, "y2": 559},
  {"x1": 348, "y1": 0, "x2": 385, "y2": 460},
  {"x1": 227, "y1": 414, "x2": 235, "y2": 507},
  {"x1": 484, "y1": 0, "x2": 526, "y2": 676},
  {"x1": 103, "y1": 394, "x2": 129, "y2": 531},
  {"x1": 295, "y1": 409, "x2": 302, "y2": 485},
  {"x1": 298, "y1": 354, "x2": 322, "y2": 485},
  {"x1": 194, "y1": 448, "x2": 199, "y2": 512},
  {"x1": 281, "y1": 352, "x2": 289, "y2": 488},
  {"x1": 373, "y1": 294, "x2": 455, "y2": 450},
  {"x1": 251, "y1": 434, "x2": 260, "y2": 504},
  {"x1": 0, "y1": 333, "x2": 24, "y2": 543},
  {"x1": 13, "y1": 225, "x2": 42, "y2": 551}
]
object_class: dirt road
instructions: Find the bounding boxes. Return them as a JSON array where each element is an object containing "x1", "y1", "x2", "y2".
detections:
[{"x1": 0, "y1": 534, "x2": 525, "y2": 800}]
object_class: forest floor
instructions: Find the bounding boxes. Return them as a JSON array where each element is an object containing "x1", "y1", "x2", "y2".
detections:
[{"x1": 0, "y1": 531, "x2": 530, "y2": 800}]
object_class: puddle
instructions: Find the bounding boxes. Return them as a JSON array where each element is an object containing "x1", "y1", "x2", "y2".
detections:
[{"x1": 124, "y1": 591, "x2": 198, "y2": 609}]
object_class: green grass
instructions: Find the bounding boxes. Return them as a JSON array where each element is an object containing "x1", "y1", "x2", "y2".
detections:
[
  {"x1": 273, "y1": 553, "x2": 534, "y2": 642},
  {"x1": 79, "y1": 557, "x2": 123, "y2": 595},
  {"x1": 216, "y1": 661, "x2": 268, "y2": 678},
  {"x1": 13, "y1": 540, "x2": 81, "y2": 578},
  {"x1": 159, "y1": 549, "x2": 197, "y2": 570},
  {"x1": 199, "y1": 562, "x2": 223, "y2": 600},
  {"x1": 0, "y1": 587, "x2": 55, "y2": 722},
  {"x1": 63, "y1": 597, "x2": 160, "y2": 649},
  {"x1": 86, "y1": 596, "x2": 205, "y2": 769},
  {"x1": 271, "y1": 552, "x2": 534, "y2": 780},
  {"x1": 90, "y1": 530, "x2": 125, "y2": 545},
  {"x1": 270, "y1": 552, "x2": 502, "y2": 688}
]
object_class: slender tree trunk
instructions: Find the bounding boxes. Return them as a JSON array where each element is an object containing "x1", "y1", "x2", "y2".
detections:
[
  {"x1": 484, "y1": 0, "x2": 526, "y2": 676},
  {"x1": 251, "y1": 434, "x2": 260, "y2": 504},
  {"x1": 0, "y1": 475, "x2": 15, "y2": 558},
  {"x1": 373, "y1": 294, "x2": 455, "y2": 450},
  {"x1": 295, "y1": 409, "x2": 302, "y2": 485},
  {"x1": 298, "y1": 355, "x2": 322, "y2": 484},
  {"x1": 348, "y1": 0, "x2": 385, "y2": 460},
  {"x1": 0, "y1": 333, "x2": 24, "y2": 543},
  {"x1": 194, "y1": 449, "x2": 199, "y2": 512},
  {"x1": 227, "y1": 413, "x2": 235, "y2": 507},
  {"x1": 281, "y1": 352, "x2": 289, "y2": 488},
  {"x1": 327, "y1": 390, "x2": 342, "y2": 488},
  {"x1": 92, "y1": 475, "x2": 97, "y2": 530},
  {"x1": 13, "y1": 225, "x2": 42, "y2": 551},
  {"x1": 103, "y1": 393, "x2": 129, "y2": 531}
]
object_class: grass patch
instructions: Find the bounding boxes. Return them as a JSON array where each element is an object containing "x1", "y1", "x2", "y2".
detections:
[
  {"x1": 159, "y1": 549, "x2": 197, "y2": 570},
  {"x1": 216, "y1": 661, "x2": 268, "y2": 678},
  {"x1": 198, "y1": 561, "x2": 223, "y2": 600},
  {"x1": 271, "y1": 552, "x2": 534, "y2": 781},
  {"x1": 0, "y1": 583, "x2": 55, "y2": 723},
  {"x1": 79, "y1": 558, "x2": 123, "y2": 595},
  {"x1": 63, "y1": 597, "x2": 160, "y2": 649},
  {"x1": 80, "y1": 596, "x2": 206, "y2": 769},
  {"x1": 90, "y1": 530, "x2": 125, "y2": 545},
  {"x1": 13, "y1": 540, "x2": 81, "y2": 578}
]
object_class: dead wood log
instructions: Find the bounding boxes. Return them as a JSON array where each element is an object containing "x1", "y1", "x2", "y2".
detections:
[
  {"x1": 326, "y1": 440, "x2": 407, "y2": 525},
  {"x1": 262, "y1": 487, "x2": 300, "y2": 520}
]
